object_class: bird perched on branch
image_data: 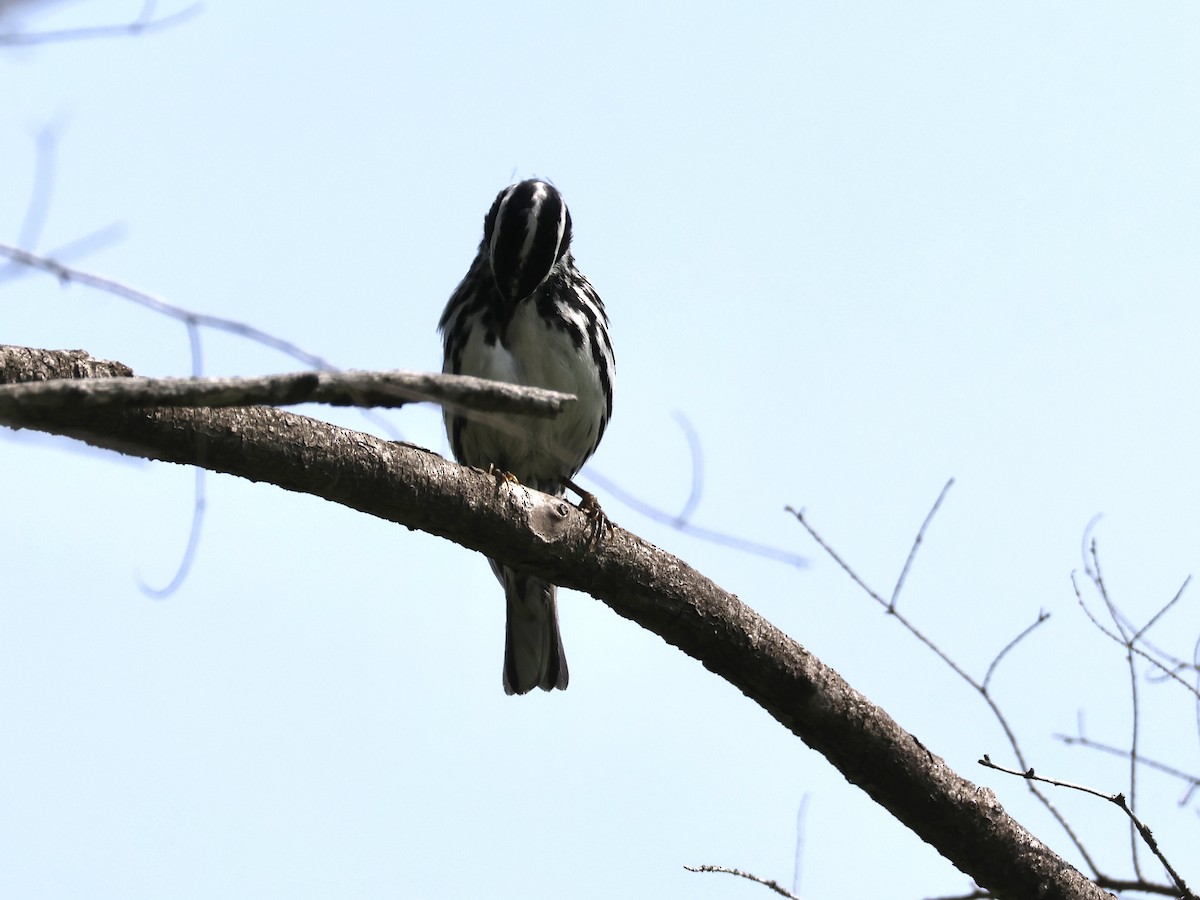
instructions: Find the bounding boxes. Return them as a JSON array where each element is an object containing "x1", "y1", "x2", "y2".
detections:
[{"x1": 439, "y1": 179, "x2": 615, "y2": 694}]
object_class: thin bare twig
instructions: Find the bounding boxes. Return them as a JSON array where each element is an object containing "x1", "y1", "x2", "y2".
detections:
[
  {"x1": 0, "y1": 1, "x2": 202, "y2": 46},
  {"x1": 890, "y1": 477, "x2": 954, "y2": 609},
  {"x1": 789, "y1": 493, "x2": 1094, "y2": 874},
  {"x1": 1194, "y1": 637, "x2": 1200, "y2": 765},
  {"x1": 1055, "y1": 731, "x2": 1200, "y2": 805},
  {"x1": 0, "y1": 117, "x2": 129, "y2": 282},
  {"x1": 787, "y1": 505, "x2": 890, "y2": 600},
  {"x1": 672, "y1": 411, "x2": 703, "y2": 524},
  {"x1": 0, "y1": 224, "x2": 128, "y2": 287},
  {"x1": 139, "y1": 464, "x2": 205, "y2": 598},
  {"x1": 979, "y1": 756, "x2": 1196, "y2": 900},
  {"x1": 792, "y1": 793, "x2": 808, "y2": 899},
  {"x1": 0, "y1": 242, "x2": 333, "y2": 369},
  {"x1": 0, "y1": 241, "x2": 418, "y2": 452},
  {"x1": 1073, "y1": 541, "x2": 1199, "y2": 881},
  {"x1": 1104, "y1": 548, "x2": 1146, "y2": 880},
  {"x1": 789, "y1": 502, "x2": 1050, "y2": 704},
  {"x1": 1135, "y1": 575, "x2": 1191, "y2": 643},
  {"x1": 684, "y1": 865, "x2": 800, "y2": 899},
  {"x1": 982, "y1": 610, "x2": 1051, "y2": 693},
  {"x1": 1071, "y1": 571, "x2": 1199, "y2": 700},
  {"x1": 16, "y1": 120, "x2": 58, "y2": 251}
]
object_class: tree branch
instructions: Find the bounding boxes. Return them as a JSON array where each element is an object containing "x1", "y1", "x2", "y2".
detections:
[
  {"x1": 0, "y1": 345, "x2": 1112, "y2": 900},
  {"x1": 0, "y1": 357, "x2": 573, "y2": 418}
]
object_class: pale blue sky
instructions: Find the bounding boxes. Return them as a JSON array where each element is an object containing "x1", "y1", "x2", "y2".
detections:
[{"x1": 3, "y1": 2, "x2": 1199, "y2": 897}]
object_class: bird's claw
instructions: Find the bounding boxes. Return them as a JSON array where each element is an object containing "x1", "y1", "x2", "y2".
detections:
[
  {"x1": 567, "y1": 480, "x2": 612, "y2": 545},
  {"x1": 487, "y1": 463, "x2": 520, "y2": 486}
]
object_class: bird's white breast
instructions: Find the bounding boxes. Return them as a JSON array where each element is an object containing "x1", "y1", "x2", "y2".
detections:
[{"x1": 450, "y1": 298, "x2": 605, "y2": 486}]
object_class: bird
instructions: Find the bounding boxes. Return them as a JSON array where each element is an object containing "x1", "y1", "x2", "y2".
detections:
[{"x1": 439, "y1": 179, "x2": 615, "y2": 695}]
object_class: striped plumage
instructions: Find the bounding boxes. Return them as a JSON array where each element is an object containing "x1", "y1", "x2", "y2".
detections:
[{"x1": 439, "y1": 179, "x2": 614, "y2": 694}]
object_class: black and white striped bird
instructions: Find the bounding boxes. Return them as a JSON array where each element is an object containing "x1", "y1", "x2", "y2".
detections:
[{"x1": 439, "y1": 179, "x2": 615, "y2": 694}]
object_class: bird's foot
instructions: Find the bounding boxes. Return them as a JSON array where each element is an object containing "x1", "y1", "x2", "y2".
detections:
[
  {"x1": 564, "y1": 477, "x2": 612, "y2": 545},
  {"x1": 487, "y1": 463, "x2": 520, "y2": 486}
]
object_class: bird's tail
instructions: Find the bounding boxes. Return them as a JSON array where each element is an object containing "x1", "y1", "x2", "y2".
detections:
[{"x1": 494, "y1": 563, "x2": 569, "y2": 695}]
